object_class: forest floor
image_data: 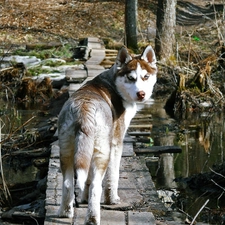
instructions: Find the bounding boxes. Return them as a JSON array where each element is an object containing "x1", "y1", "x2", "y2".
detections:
[
  {"x1": 1, "y1": 0, "x2": 224, "y2": 98},
  {"x1": 0, "y1": 0, "x2": 223, "y2": 48}
]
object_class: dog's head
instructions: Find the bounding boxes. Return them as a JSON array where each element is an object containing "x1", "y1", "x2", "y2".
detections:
[{"x1": 114, "y1": 45, "x2": 157, "y2": 103}]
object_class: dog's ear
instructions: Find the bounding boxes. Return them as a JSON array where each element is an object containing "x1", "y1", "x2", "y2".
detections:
[
  {"x1": 141, "y1": 46, "x2": 157, "y2": 69},
  {"x1": 116, "y1": 46, "x2": 132, "y2": 69}
]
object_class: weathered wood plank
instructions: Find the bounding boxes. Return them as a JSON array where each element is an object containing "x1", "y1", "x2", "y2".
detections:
[
  {"x1": 119, "y1": 157, "x2": 149, "y2": 172},
  {"x1": 123, "y1": 136, "x2": 136, "y2": 143},
  {"x1": 105, "y1": 49, "x2": 118, "y2": 53},
  {"x1": 128, "y1": 131, "x2": 151, "y2": 136},
  {"x1": 135, "y1": 146, "x2": 182, "y2": 154},
  {"x1": 101, "y1": 210, "x2": 125, "y2": 225},
  {"x1": 74, "y1": 208, "x2": 126, "y2": 225},
  {"x1": 85, "y1": 64, "x2": 105, "y2": 70},
  {"x1": 65, "y1": 68, "x2": 87, "y2": 77},
  {"x1": 86, "y1": 69, "x2": 105, "y2": 77},
  {"x1": 128, "y1": 211, "x2": 156, "y2": 225},
  {"x1": 122, "y1": 142, "x2": 135, "y2": 156},
  {"x1": 68, "y1": 83, "x2": 82, "y2": 95},
  {"x1": 44, "y1": 209, "x2": 72, "y2": 225},
  {"x1": 132, "y1": 114, "x2": 152, "y2": 119},
  {"x1": 86, "y1": 49, "x2": 105, "y2": 65},
  {"x1": 129, "y1": 124, "x2": 152, "y2": 129}
]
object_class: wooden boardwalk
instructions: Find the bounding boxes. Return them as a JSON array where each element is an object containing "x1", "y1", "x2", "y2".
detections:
[
  {"x1": 44, "y1": 142, "x2": 159, "y2": 225},
  {"x1": 44, "y1": 37, "x2": 177, "y2": 225}
]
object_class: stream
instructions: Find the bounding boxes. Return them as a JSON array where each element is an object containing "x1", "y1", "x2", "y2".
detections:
[{"x1": 140, "y1": 99, "x2": 225, "y2": 223}]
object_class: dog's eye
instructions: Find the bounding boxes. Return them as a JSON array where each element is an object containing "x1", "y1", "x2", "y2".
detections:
[
  {"x1": 143, "y1": 74, "x2": 150, "y2": 80},
  {"x1": 127, "y1": 74, "x2": 136, "y2": 81}
]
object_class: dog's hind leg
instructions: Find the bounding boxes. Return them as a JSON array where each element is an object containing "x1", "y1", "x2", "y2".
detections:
[
  {"x1": 58, "y1": 138, "x2": 75, "y2": 218},
  {"x1": 84, "y1": 145, "x2": 110, "y2": 225}
]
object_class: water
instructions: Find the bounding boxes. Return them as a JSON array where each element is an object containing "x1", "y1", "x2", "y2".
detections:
[
  {"x1": 138, "y1": 99, "x2": 225, "y2": 222},
  {"x1": 0, "y1": 99, "x2": 50, "y2": 199}
]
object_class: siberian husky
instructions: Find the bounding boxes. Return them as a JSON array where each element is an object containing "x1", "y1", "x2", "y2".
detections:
[{"x1": 57, "y1": 45, "x2": 157, "y2": 224}]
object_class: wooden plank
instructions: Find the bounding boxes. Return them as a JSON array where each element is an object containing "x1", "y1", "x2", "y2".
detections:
[
  {"x1": 104, "y1": 56, "x2": 117, "y2": 60},
  {"x1": 131, "y1": 119, "x2": 152, "y2": 123},
  {"x1": 122, "y1": 142, "x2": 135, "y2": 157},
  {"x1": 74, "y1": 208, "x2": 86, "y2": 225},
  {"x1": 128, "y1": 131, "x2": 151, "y2": 136},
  {"x1": 135, "y1": 146, "x2": 182, "y2": 154},
  {"x1": 85, "y1": 64, "x2": 105, "y2": 70},
  {"x1": 86, "y1": 59, "x2": 105, "y2": 65},
  {"x1": 129, "y1": 124, "x2": 152, "y2": 129},
  {"x1": 101, "y1": 210, "x2": 125, "y2": 225},
  {"x1": 123, "y1": 136, "x2": 136, "y2": 143},
  {"x1": 87, "y1": 69, "x2": 105, "y2": 77},
  {"x1": 74, "y1": 208, "x2": 126, "y2": 225},
  {"x1": 120, "y1": 157, "x2": 149, "y2": 172},
  {"x1": 67, "y1": 77, "x2": 87, "y2": 83},
  {"x1": 128, "y1": 211, "x2": 156, "y2": 225},
  {"x1": 133, "y1": 114, "x2": 152, "y2": 119},
  {"x1": 65, "y1": 68, "x2": 87, "y2": 83},
  {"x1": 44, "y1": 209, "x2": 73, "y2": 225},
  {"x1": 86, "y1": 54, "x2": 105, "y2": 65},
  {"x1": 87, "y1": 37, "x2": 100, "y2": 42},
  {"x1": 105, "y1": 49, "x2": 118, "y2": 53},
  {"x1": 65, "y1": 68, "x2": 87, "y2": 77},
  {"x1": 87, "y1": 37, "x2": 104, "y2": 49},
  {"x1": 101, "y1": 187, "x2": 142, "y2": 210},
  {"x1": 69, "y1": 83, "x2": 82, "y2": 94}
]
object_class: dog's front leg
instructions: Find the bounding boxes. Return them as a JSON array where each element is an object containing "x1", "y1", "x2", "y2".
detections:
[{"x1": 104, "y1": 141, "x2": 123, "y2": 205}]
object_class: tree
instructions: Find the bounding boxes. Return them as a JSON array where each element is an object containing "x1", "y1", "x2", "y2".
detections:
[
  {"x1": 125, "y1": 0, "x2": 138, "y2": 51},
  {"x1": 155, "y1": 0, "x2": 177, "y2": 61}
]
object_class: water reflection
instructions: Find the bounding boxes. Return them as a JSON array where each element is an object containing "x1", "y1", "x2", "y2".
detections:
[
  {"x1": 140, "y1": 99, "x2": 225, "y2": 219},
  {"x1": 142, "y1": 99, "x2": 225, "y2": 178}
]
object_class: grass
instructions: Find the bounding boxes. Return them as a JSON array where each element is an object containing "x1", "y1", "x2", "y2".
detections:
[{"x1": 12, "y1": 44, "x2": 74, "y2": 60}]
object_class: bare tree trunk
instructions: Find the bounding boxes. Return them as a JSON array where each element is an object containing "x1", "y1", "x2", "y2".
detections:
[
  {"x1": 155, "y1": 0, "x2": 177, "y2": 60},
  {"x1": 125, "y1": 0, "x2": 138, "y2": 51}
]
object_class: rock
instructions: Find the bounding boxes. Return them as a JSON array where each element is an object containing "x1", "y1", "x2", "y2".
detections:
[{"x1": 2, "y1": 55, "x2": 41, "y2": 67}]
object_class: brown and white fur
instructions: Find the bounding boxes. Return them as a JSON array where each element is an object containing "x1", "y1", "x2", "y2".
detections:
[{"x1": 57, "y1": 45, "x2": 157, "y2": 225}]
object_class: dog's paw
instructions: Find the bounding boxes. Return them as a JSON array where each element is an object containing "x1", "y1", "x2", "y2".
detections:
[
  {"x1": 105, "y1": 195, "x2": 121, "y2": 205},
  {"x1": 110, "y1": 196, "x2": 121, "y2": 205},
  {"x1": 57, "y1": 205, "x2": 74, "y2": 218},
  {"x1": 85, "y1": 216, "x2": 98, "y2": 225}
]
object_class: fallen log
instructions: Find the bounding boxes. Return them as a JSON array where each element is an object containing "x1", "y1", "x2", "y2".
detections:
[
  {"x1": 5, "y1": 148, "x2": 50, "y2": 158},
  {"x1": 135, "y1": 146, "x2": 182, "y2": 154},
  {"x1": 26, "y1": 41, "x2": 62, "y2": 50}
]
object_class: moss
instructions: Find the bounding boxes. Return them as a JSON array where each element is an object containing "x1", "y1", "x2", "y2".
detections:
[
  {"x1": 27, "y1": 66, "x2": 51, "y2": 76},
  {"x1": 12, "y1": 44, "x2": 73, "y2": 60}
]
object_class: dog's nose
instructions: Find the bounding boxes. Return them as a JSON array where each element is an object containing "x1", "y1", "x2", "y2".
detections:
[{"x1": 137, "y1": 91, "x2": 145, "y2": 100}]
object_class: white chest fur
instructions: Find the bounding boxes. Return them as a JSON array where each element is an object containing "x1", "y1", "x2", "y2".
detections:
[{"x1": 123, "y1": 102, "x2": 137, "y2": 131}]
